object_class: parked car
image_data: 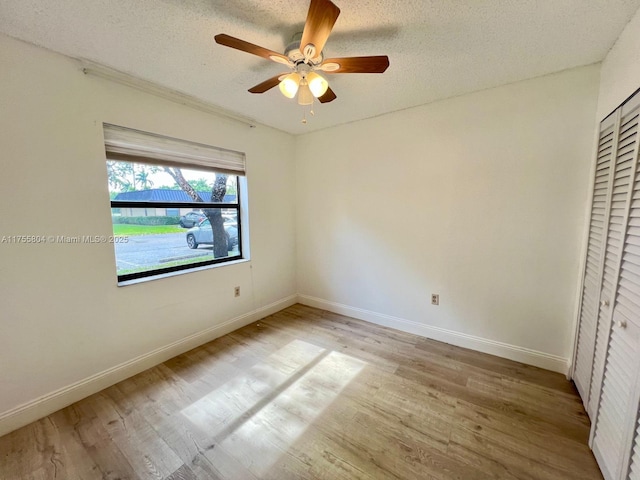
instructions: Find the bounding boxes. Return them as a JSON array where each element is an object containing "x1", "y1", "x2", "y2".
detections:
[
  {"x1": 222, "y1": 214, "x2": 237, "y2": 227},
  {"x1": 186, "y1": 217, "x2": 238, "y2": 251},
  {"x1": 179, "y1": 211, "x2": 205, "y2": 228}
]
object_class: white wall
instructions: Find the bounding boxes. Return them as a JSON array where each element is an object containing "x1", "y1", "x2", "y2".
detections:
[
  {"x1": 597, "y1": 5, "x2": 640, "y2": 120},
  {"x1": 0, "y1": 25, "x2": 613, "y2": 436},
  {"x1": 296, "y1": 65, "x2": 600, "y2": 372},
  {"x1": 0, "y1": 34, "x2": 296, "y2": 435}
]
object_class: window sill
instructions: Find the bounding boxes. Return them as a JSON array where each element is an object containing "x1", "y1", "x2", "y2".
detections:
[{"x1": 116, "y1": 257, "x2": 250, "y2": 287}]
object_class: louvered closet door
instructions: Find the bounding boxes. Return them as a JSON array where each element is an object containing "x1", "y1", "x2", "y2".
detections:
[
  {"x1": 588, "y1": 107, "x2": 637, "y2": 417},
  {"x1": 590, "y1": 96, "x2": 640, "y2": 480},
  {"x1": 621, "y1": 126, "x2": 640, "y2": 480},
  {"x1": 573, "y1": 113, "x2": 617, "y2": 404},
  {"x1": 629, "y1": 413, "x2": 640, "y2": 480}
]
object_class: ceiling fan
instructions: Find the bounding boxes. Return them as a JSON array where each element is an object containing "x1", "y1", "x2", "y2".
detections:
[{"x1": 214, "y1": 0, "x2": 389, "y2": 111}]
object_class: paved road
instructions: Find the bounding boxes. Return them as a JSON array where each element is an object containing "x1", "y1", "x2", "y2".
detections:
[{"x1": 114, "y1": 232, "x2": 212, "y2": 271}]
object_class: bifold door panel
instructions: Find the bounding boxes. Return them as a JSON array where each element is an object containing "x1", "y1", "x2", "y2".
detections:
[{"x1": 572, "y1": 90, "x2": 640, "y2": 480}]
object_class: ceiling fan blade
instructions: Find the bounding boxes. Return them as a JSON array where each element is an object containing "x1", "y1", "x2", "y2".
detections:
[
  {"x1": 248, "y1": 74, "x2": 287, "y2": 94},
  {"x1": 300, "y1": 0, "x2": 340, "y2": 57},
  {"x1": 318, "y1": 86, "x2": 337, "y2": 103},
  {"x1": 321, "y1": 56, "x2": 389, "y2": 73},
  {"x1": 215, "y1": 34, "x2": 290, "y2": 65}
]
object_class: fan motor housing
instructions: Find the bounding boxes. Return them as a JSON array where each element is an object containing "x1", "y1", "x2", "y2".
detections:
[{"x1": 284, "y1": 33, "x2": 323, "y2": 65}]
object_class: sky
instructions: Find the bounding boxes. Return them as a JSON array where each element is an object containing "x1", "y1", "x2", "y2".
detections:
[{"x1": 108, "y1": 161, "x2": 235, "y2": 193}]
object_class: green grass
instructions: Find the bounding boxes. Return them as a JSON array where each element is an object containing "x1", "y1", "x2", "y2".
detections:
[
  {"x1": 117, "y1": 255, "x2": 211, "y2": 275},
  {"x1": 112, "y1": 224, "x2": 184, "y2": 236}
]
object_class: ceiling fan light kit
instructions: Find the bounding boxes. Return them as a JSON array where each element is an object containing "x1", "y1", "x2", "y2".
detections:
[
  {"x1": 214, "y1": 0, "x2": 389, "y2": 124},
  {"x1": 306, "y1": 71, "x2": 329, "y2": 98},
  {"x1": 279, "y1": 72, "x2": 301, "y2": 98},
  {"x1": 297, "y1": 80, "x2": 314, "y2": 106}
]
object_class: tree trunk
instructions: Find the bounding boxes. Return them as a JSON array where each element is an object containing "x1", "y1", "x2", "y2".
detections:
[
  {"x1": 205, "y1": 174, "x2": 228, "y2": 258},
  {"x1": 166, "y1": 168, "x2": 229, "y2": 258}
]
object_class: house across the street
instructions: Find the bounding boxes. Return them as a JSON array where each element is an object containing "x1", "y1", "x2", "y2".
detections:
[{"x1": 113, "y1": 189, "x2": 237, "y2": 217}]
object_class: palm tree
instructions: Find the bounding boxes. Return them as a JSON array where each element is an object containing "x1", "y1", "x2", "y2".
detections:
[{"x1": 135, "y1": 170, "x2": 154, "y2": 190}]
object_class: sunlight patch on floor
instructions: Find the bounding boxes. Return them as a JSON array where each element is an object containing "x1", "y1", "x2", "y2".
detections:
[{"x1": 181, "y1": 339, "x2": 366, "y2": 476}]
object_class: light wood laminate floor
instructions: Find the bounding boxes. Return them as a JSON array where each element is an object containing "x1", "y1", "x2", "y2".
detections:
[{"x1": 0, "y1": 304, "x2": 602, "y2": 479}]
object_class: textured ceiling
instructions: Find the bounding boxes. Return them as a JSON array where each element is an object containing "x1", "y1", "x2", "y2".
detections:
[{"x1": 1, "y1": 0, "x2": 639, "y2": 134}]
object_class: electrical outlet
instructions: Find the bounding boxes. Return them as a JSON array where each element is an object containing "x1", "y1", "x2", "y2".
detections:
[
  {"x1": 234, "y1": 286, "x2": 240, "y2": 297},
  {"x1": 431, "y1": 294, "x2": 439, "y2": 305}
]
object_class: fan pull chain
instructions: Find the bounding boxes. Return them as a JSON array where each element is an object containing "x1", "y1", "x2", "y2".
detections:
[{"x1": 301, "y1": 100, "x2": 316, "y2": 124}]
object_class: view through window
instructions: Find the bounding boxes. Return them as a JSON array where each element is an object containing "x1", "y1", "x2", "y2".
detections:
[{"x1": 108, "y1": 160, "x2": 242, "y2": 281}]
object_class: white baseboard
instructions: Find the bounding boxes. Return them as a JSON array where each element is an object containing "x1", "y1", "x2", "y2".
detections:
[
  {"x1": 0, "y1": 294, "x2": 297, "y2": 437},
  {"x1": 297, "y1": 294, "x2": 569, "y2": 375},
  {"x1": 0, "y1": 293, "x2": 570, "y2": 437}
]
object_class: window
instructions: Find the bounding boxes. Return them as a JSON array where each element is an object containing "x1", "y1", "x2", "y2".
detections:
[{"x1": 103, "y1": 124, "x2": 246, "y2": 283}]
